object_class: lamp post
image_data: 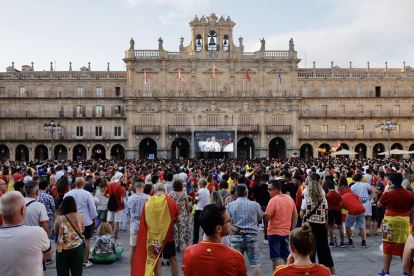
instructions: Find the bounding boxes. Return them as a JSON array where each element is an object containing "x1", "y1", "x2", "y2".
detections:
[
  {"x1": 44, "y1": 119, "x2": 61, "y2": 160},
  {"x1": 380, "y1": 118, "x2": 397, "y2": 158}
]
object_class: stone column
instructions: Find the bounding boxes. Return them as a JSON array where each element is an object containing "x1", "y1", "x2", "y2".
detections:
[
  {"x1": 125, "y1": 101, "x2": 138, "y2": 159},
  {"x1": 258, "y1": 100, "x2": 267, "y2": 158},
  {"x1": 157, "y1": 99, "x2": 169, "y2": 159}
]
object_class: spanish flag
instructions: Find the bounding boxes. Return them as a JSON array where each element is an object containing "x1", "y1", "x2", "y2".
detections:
[
  {"x1": 331, "y1": 141, "x2": 342, "y2": 152},
  {"x1": 316, "y1": 147, "x2": 326, "y2": 153},
  {"x1": 290, "y1": 153, "x2": 295, "y2": 158},
  {"x1": 131, "y1": 194, "x2": 177, "y2": 276}
]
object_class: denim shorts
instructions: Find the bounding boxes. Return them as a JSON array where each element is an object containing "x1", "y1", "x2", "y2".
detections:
[
  {"x1": 268, "y1": 234, "x2": 290, "y2": 261},
  {"x1": 231, "y1": 234, "x2": 261, "y2": 267},
  {"x1": 345, "y1": 213, "x2": 365, "y2": 228}
]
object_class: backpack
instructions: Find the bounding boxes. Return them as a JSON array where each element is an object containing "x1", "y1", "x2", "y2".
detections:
[{"x1": 107, "y1": 192, "x2": 118, "y2": 211}]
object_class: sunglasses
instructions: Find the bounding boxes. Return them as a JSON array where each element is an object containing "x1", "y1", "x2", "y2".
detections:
[
  {"x1": 221, "y1": 219, "x2": 232, "y2": 225},
  {"x1": 268, "y1": 188, "x2": 274, "y2": 191}
]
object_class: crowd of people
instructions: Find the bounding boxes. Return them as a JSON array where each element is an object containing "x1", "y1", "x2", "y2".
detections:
[{"x1": 1, "y1": 157, "x2": 414, "y2": 275}]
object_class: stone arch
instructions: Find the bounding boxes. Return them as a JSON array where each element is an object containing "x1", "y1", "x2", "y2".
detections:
[
  {"x1": 139, "y1": 138, "x2": 157, "y2": 158},
  {"x1": 92, "y1": 144, "x2": 106, "y2": 160},
  {"x1": 171, "y1": 137, "x2": 191, "y2": 158},
  {"x1": 373, "y1": 143, "x2": 385, "y2": 159},
  {"x1": 73, "y1": 144, "x2": 87, "y2": 160},
  {"x1": 15, "y1": 144, "x2": 29, "y2": 161},
  {"x1": 300, "y1": 143, "x2": 313, "y2": 158},
  {"x1": 35, "y1": 144, "x2": 49, "y2": 161},
  {"x1": 269, "y1": 137, "x2": 286, "y2": 159},
  {"x1": 237, "y1": 136, "x2": 256, "y2": 159},
  {"x1": 110, "y1": 144, "x2": 125, "y2": 160},
  {"x1": 0, "y1": 144, "x2": 10, "y2": 162},
  {"x1": 355, "y1": 143, "x2": 367, "y2": 159}
]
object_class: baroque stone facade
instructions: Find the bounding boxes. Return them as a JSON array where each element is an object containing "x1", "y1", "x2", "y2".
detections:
[{"x1": 1, "y1": 13, "x2": 413, "y2": 161}]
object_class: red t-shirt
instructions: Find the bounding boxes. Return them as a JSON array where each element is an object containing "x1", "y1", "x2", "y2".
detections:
[
  {"x1": 104, "y1": 183, "x2": 126, "y2": 212},
  {"x1": 0, "y1": 192, "x2": 3, "y2": 226},
  {"x1": 341, "y1": 193, "x2": 365, "y2": 216},
  {"x1": 379, "y1": 187, "x2": 414, "y2": 217},
  {"x1": 182, "y1": 241, "x2": 247, "y2": 276},
  {"x1": 326, "y1": 191, "x2": 342, "y2": 211},
  {"x1": 1, "y1": 175, "x2": 8, "y2": 185},
  {"x1": 13, "y1": 173, "x2": 23, "y2": 182},
  {"x1": 249, "y1": 180, "x2": 258, "y2": 189},
  {"x1": 295, "y1": 185, "x2": 304, "y2": 208},
  {"x1": 273, "y1": 263, "x2": 330, "y2": 276}
]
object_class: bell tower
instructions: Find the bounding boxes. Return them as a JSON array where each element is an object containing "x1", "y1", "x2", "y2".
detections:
[{"x1": 182, "y1": 13, "x2": 238, "y2": 57}]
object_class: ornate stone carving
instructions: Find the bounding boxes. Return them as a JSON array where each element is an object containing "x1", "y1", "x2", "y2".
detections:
[
  {"x1": 177, "y1": 103, "x2": 183, "y2": 111},
  {"x1": 129, "y1": 38, "x2": 135, "y2": 50},
  {"x1": 210, "y1": 101, "x2": 217, "y2": 111},
  {"x1": 243, "y1": 103, "x2": 248, "y2": 111}
]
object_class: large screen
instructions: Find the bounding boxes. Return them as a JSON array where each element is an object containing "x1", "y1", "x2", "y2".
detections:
[{"x1": 195, "y1": 132, "x2": 234, "y2": 152}]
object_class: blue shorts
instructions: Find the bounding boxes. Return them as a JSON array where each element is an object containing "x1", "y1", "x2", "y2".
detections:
[
  {"x1": 268, "y1": 234, "x2": 290, "y2": 261},
  {"x1": 345, "y1": 213, "x2": 365, "y2": 229},
  {"x1": 231, "y1": 234, "x2": 261, "y2": 267}
]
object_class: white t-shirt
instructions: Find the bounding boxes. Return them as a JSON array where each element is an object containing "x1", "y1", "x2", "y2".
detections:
[
  {"x1": 0, "y1": 224, "x2": 51, "y2": 276},
  {"x1": 195, "y1": 187, "x2": 210, "y2": 211},
  {"x1": 351, "y1": 182, "x2": 371, "y2": 200},
  {"x1": 365, "y1": 174, "x2": 372, "y2": 185},
  {"x1": 179, "y1": 172, "x2": 188, "y2": 181},
  {"x1": 23, "y1": 198, "x2": 49, "y2": 226}
]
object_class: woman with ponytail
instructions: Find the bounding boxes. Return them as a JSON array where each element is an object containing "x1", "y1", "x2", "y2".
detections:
[
  {"x1": 300, "y1": 180, "x2": 337, "y2": 276},
  {"x1": 272, "y1": 223, "x2": 330, "y2": 275}
]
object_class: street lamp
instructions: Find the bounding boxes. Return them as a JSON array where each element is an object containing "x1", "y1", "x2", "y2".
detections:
[
  {"x1": 380, "y1": 118, "x2": 397, "y2": 158},
  {"x1": 44, "y1": 119, "x2": 61, "y2": 160}
]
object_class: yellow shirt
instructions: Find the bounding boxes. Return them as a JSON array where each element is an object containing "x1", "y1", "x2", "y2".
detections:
[{"x1": 227, "y1": 178, "x2": 234, "y2": 192}]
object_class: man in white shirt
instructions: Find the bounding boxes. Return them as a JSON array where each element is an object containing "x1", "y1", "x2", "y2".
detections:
[
  {"x1": 351, "y1": 174, "x2": 372, "y2": 236},
  {"x1": 64, "y1": 177, "x2": 98, "y2": 268},
  {"x1": 205, "y1": 136, "x2": 221, "y2": 152},
  {"x1": 179, "y1": 169, "x2": 188, "y2": 182},
  {"x1": 0, "y1": 192, "x2": 53, "y2": 276},
  {"x1": 23, "y1": 181, "x2": 49, "y2": 235},
  {"x1": 193, "y1": 178, "x2": 210, "y2": 244}
]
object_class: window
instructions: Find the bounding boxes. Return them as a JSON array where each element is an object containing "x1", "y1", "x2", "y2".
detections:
[
  {"x1": 302, "y1": 125, "x2": 310, "y2": 134},
  {"x1": 272, "y1": 79, "x2": 281, "y2": 96},
  {"x1": 208, "y1": 79, "x2": 217, "y2": 96},
  {"x1": 339, "y1": 86, "x2": 345, "y2": 95},
  {"x1": 357, "y1": 105, "x2": 363, "y2": 113},
  {"x1": 0, "y1": 87, "x2": 5, "y2": 95},
  {"x1": 174, "y1": 79, "x2": 185, "y2": 95},
  {"x1": 175, "y1": 115, "x2": 187, "y2": 132},
  {"x1": 195, "y1": 34, "x2": 202, "y2": 51},
  {"x1": 76, "y1": 105, "x2": 83, "y2": 115},
  {"x1": 242, "y1": 79, "x2": 251, "y2": 94},
  {"x1": 375, "y1": 105, "x2": 382, "y2": 114},
  {"x1": 320, "y1": 125, "x2": 328, "y2": 133},
  {"x1": 302, "y1": 105, "x2": 309, "y2": 114},
  {"x1": 412, "y1": 125, "x2": 414, "y2": 135},
  {"x1": 76, "y1": 126, "x2": 84, "y2": 137},
  {"x1": 19, "y1": 87, "x2": 25, "y2": 95},
  {"x1": 95, "y1": 126, "x2": 102, "y2": 137},
  {"x1": 222, "y1": 35, "x2": 229, "y2": 51},
  {"x1": 394, "y1": 86, "x2": 399, "y2": 95},
  {"x1": 207, "y1": 31, "x2": 217, "y2": 51},
  {"x1": 142, "y1": 79, "x2": 152, "y2": 97},
  {"x1": 321, "y1": 105, "x2": 328, "y2": 116},
  {"x1": 302, "y1": 86, "x2": 308, "y2": 96},
  {"x1": 272, "y1": 115, "x2": 284, "y2": 125},
  {"x1": 115, "y1": 87, "x2": 121, "y2": 97},
  {"x1": 77, "y1": 87, "x2": 83, "y2": 96},
  {"x1": 375, "y1": 125, "x2": 382, "y2": 134},
  {"x1": 334, "y1": 68, "x2": 339, "y2": 73},
  {"x1": 357, "y1": 125, "x2": 364, "y2": 134},
  {"x1": 96, "y1": 106, "x2": 102, "y2": 115},
  {"x1": 339, "y1": 105, "x2": 345, "y2": 113},
  {"x1": 321, "y1": 87, "x2": 327, "y2": 95},
  {"x1": 338, "y1": 125, "x2": 346, "y2": 133},
  {"x1": 114, "y1": 106, "x2": 121, "y2": 115},
  {"x1": 208, "y1": 115, "x2": 219, "y2": 126},
  {"x1": 96, "y1": 87, "x2": 102, "y2": 96},
  {"x1": 142, "y1": 115, "x2": 153, "y2": 132},
  {"x1": 357, "y1": 87, "x2": 363, "y2": 95},
  {"x1": 394, "y1": 105, "x2": 400, "y2": 114},
  {"x1": 114, "y1": 126, "x2": 122, "y2": 137}
]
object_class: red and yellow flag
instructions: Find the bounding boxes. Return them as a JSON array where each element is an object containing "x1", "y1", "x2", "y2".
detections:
[
  {"x1": 330, "y1": 141, "x2": 342, "y2": 152},
  {"x1": 316, "y1": 147, "x2": 326, "y2": 153},
  {"x1": 132, "y1": 194, "x2": 176, "y2": 276},
  {"x1": 246, "y1": 68, "x2": 252, "y2": 83},
  {"x1": 290, "y1": 153, "x2": 295, "y2": 158}
]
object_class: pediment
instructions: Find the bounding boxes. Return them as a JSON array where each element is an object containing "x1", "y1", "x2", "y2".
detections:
[
  {"x1": 267, "y1": 69, "x2": 285, "y2": 74},
  {"x1": 168, "y1": 68, "x2": 190, "y2": 74},
  {"x1": 203, "y1": 68, "x2": 223, "y2": 74},
  {"x1": 136, "y1": 68, "x2": 158, "y2": 73},
  {"x1": 235, "y1": 68, "x2": 256, "y2": 74}
]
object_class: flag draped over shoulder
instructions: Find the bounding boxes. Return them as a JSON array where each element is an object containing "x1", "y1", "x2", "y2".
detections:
[
  {"x1": 246, "y1": 68, "x2": 252, "y2": 83},
  {"x1": 131, "y1": 194, "x2": 176, "y2": 276},
  {"x1": 144, "y1": 68, "x2": 148, "y2": 84}
]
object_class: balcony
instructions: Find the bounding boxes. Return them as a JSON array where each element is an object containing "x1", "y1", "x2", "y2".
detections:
[
  {"x1": 265, "y1": 125, "x2": 292, "y2": 134},
  {"x1": 133, "y1": 125, "x2": 161, "y2": 135},
  {"x1": 237, "y1": 125, "x2": 259, "y2": 134},
  {"x1": 0, "y1": 90, "x2": 124, "y2": 99},
  {"x1": 298, "y1": 71, "x2": 414, "y2": 80},
  {"x1": 300, "y1": 90, "x2": 414, "y2": 98},
  {"x1": 168, "y1": 125, "x2": 192, "y2": 134},
  {"x1": 299, "y1": 110, "x2": 413, "y2": 118},
  {"x1": 0, "y1": 110, "x2": 126, "y2": 119},
  {"x1": 0, "y1": 132, "x2": 126, "y2": 141},
  {"x1": 0, "y1": 71, "x2": 126, "y2": 80},
  {"x1": 298, "y1": 131, "x2": 413, "y2": 140}
]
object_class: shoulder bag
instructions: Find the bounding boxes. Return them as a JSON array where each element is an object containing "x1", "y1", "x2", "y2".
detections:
[
  {"x1": 64, "y1": 214, "x2": 86, "y2": 248},
  {"x1": 302, "y1": 199, "x2": 323, "y2": 224}
]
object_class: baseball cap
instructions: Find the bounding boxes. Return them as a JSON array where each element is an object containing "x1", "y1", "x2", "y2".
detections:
[{"x1": 114, "y1": 172, "x2": 123, "y2": 183}]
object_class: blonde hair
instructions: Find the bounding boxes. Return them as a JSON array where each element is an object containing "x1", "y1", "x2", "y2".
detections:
[
  {"x1": 230, "y1": 183, "x2": 238, "y2": 198},
  {"x1": 209, "y1": 191, "x2": 223, "y2": 205},
  {"x1": 97, "y1": 222, "x2": 112, "y2": 236},
  {"x1": 99, "y1": 178, "x2": 108, "y2": 193},
  {"x1": 308, "y1": 180, "x2": 323, "y2": 203}
]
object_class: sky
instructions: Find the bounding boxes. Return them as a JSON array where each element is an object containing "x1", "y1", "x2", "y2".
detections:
[{"x1": 1, "y1": 0, "x2": 413, "y2": 71}]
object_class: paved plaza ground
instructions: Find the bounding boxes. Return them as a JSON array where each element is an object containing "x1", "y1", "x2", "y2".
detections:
[{"x1": 45, "y1": 220, "x2": 405, "y2": 276}]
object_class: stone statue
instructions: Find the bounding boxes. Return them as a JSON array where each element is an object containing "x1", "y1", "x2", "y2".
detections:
[
  {"x1": 243, "y1": 103, "x2": 248, "y2": 111},
  {"x1": 210, "y1": 101, "x2": 216, "y2": 111},
  {"x1": 177, "y1": 103, "x2": 183, "y2": 111},
  {"x1": 158, "y1": 37, "x2": 164, "y2": 50},
  {"x1": 260, "y1": 38, "x2": 265, "y2": 51},
  {"x1": 130, "y1": 38, "x2": 135, "y2": 50}
]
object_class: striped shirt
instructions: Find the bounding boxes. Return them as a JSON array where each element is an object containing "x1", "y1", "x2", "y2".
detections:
[{"x1": 227, "y1": 197, "x2": 263, "y2": 234}]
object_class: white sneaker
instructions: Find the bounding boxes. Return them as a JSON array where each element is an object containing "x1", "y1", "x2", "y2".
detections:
[
  {"x1": 83, "y1": 261, "x2": 93, "y2": 268},
  {"x1": 263, "y1": 240, "x2": 268, "y2": 245}
]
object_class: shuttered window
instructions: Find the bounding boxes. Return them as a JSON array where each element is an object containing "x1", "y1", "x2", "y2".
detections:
[
  {"x1": 207, "y1": 115, "x2": 219, "y2": 126},
  {"x1": 143, "y1": 78, "x2": 153, "y2": 97}
]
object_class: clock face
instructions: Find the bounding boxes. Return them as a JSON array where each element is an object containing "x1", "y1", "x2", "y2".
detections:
[{"x1": 209, "y1": 52, "x2": 217, "y2": 58}]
